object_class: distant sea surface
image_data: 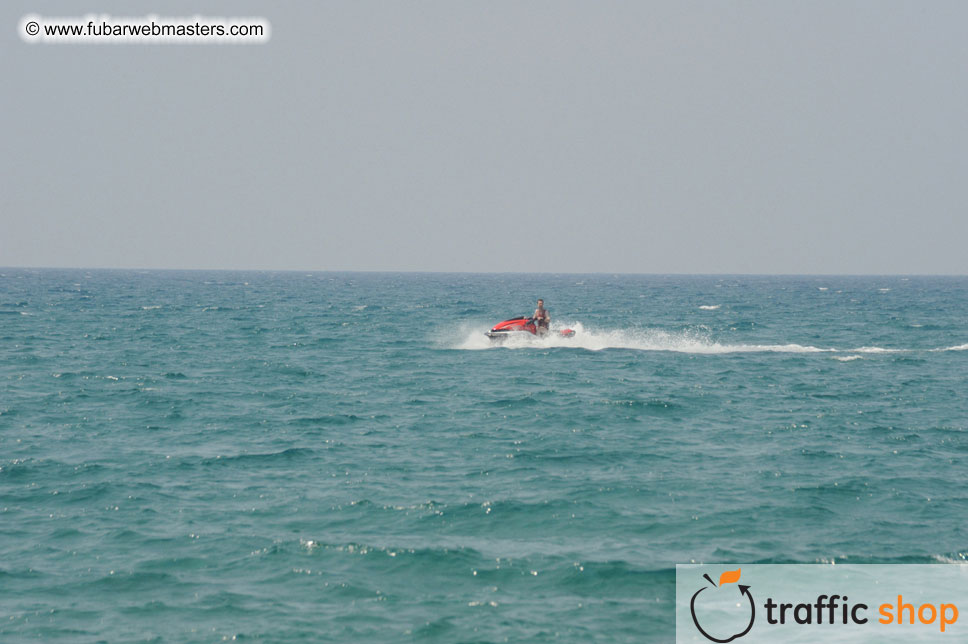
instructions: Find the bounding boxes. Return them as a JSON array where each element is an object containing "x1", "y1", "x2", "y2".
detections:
[{"x1": 2, "y1": 270, "x2": 967, "y2": 643}]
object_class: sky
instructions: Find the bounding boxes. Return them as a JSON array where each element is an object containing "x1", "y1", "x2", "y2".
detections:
[{"x1": 2, "y1": 1, "x2": 966, "y2": 274}]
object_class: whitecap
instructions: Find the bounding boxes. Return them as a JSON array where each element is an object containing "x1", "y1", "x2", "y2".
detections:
[
  {"x1": 698, "y1": 305, "x2": 720, "y2": 310},
  {"x1": 940, "y1": 343, "x2": 968, "y2": 352},
  {"x1": 851, "y1": 346, "x2": 901, "y2": 354}
]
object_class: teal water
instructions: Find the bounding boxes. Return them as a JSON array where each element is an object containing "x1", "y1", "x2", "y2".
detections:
[{"x1": 2, "y1": 269, "x2": 967, "y2": 643}]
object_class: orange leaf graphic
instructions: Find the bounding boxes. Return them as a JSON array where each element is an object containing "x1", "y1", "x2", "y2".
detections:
[{"x1": 718, "y1": 568, "x2": 741, "y2": 586}]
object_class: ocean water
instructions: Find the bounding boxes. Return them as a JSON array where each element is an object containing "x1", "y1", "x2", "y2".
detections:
[{"x1": 2, "y1": 269, "x2": 967, "y2": 643}]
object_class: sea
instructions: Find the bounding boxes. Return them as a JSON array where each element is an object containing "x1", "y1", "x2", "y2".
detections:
[{"x1": 1, "y1": 269, "x2": 966, "y2": 643}]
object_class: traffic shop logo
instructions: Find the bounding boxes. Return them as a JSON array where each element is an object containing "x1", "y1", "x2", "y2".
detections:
[{"x1": 690, "y1": 569, "x2": 755, "y2": 643}]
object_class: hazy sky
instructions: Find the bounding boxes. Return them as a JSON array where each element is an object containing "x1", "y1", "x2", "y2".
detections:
[{"x1": 3, "y1": 1, "x2": 966, "y2": 273}]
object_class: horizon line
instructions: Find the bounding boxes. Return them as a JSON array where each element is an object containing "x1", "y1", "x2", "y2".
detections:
[{"x1": 2, "y1": 265, "x2": 967, "y2": 278}]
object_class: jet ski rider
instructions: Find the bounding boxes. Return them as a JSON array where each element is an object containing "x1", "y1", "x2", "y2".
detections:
[{"x1": 532, "y1": 299, "x2": 551, "y2": 335}]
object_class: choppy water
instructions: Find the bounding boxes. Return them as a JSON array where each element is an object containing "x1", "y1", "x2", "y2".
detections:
[{"x1": 2, "y1": 269, "x2": 967, "y2": 642}]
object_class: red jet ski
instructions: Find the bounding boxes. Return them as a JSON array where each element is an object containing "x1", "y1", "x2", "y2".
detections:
[{"x1": 485, "y1": 317, "x2": 576, "y2": 341}]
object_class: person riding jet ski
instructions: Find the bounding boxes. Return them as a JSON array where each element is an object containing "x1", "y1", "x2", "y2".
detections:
[
  {"x1": 532, "y1": 298, "x2": 550, "y2": 335},
  {"x1": 485, "y1": 298, "x2": 574, "y2": 341}
]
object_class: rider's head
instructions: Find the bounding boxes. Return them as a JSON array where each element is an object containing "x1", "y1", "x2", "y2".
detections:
[{"x1": 537, "y1": 299, "x2": 544, "y2": 307}]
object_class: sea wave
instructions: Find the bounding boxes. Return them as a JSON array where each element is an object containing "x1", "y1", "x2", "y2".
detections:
[{"x1": 934, "y1": 343, "x2": 968, "y2": 352}]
